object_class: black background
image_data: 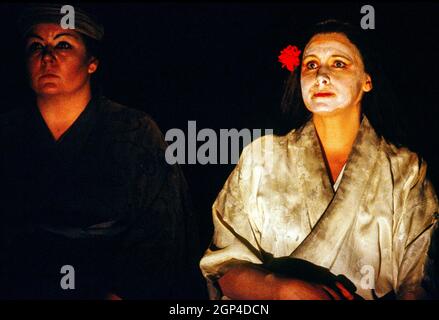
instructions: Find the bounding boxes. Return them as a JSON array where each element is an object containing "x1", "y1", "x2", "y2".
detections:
[{"x1": 0, "y1": 1, "x2": 438, "y2": 256}]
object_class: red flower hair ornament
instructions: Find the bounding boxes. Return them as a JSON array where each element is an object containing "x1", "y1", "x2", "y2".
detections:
[{"x1": 278, "y1": 45, "x2": 302, "y2": 72}]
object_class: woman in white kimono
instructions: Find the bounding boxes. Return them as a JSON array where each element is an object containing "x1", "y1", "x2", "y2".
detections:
[{"x1": 199, "y1": 20, "x2": 438, "y2": 300}]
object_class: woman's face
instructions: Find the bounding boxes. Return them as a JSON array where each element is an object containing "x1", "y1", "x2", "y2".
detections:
[
  {"x1": 25, "y1": 23, "x2": 98, "y2": 97},
  {"x1": 300, "y1": 32, "x2": 372, "y2": 115}
]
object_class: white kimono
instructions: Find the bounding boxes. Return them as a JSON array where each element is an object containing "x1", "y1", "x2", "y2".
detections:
[{"x1": 200, "y1": 115, "x2": 438, "y2": 300}]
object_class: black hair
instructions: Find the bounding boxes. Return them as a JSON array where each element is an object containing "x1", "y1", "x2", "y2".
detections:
[{"x1": 278, "y1": 19, "x2": 407, "y2": 148}]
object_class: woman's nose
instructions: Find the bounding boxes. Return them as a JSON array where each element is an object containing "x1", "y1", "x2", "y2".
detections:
[
  {"x1": 41, "y1": 48, "x2": 55, "y2": 64},
  {"x1": 316, "y1": 72, "x2": 330, "y2": 86}
]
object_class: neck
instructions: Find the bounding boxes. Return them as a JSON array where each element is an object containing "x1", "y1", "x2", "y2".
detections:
[
  {"x1": 36, "y1": 86, "x2": 92, "y2": 141},
  {"x1": 37, "y1": 86, "x2": 92, "y2": 117},
  {"x1": 312, "y1": 106, "x2": 361, "y2": 158}
]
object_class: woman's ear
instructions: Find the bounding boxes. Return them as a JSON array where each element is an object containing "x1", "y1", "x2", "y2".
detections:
[
  {"x1": 88, "y1": 57, "x2": 99, "y2": 74},
  {"x1": 363, "y1": 74, "x2": 373, "y2": 92}
]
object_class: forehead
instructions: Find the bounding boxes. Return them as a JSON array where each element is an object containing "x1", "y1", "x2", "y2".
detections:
[
  {"x1": 303, "y1": 32, "x2": 362, "y2": 60},
  {"x1": 27, "y1": 23, "x2": 81, "y2": 40}
]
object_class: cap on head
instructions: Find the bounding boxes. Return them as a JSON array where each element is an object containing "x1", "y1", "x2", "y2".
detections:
[{"x1": 17, "y1": 3, "x2": 104, "y2": 41}]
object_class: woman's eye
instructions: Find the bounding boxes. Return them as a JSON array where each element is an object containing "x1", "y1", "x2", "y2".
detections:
[
  {"x1": 306, "y1": 61, "x2": 318, "y2": 70},
  {"x1": 27, "y1": 42, "x2": 43, "y2": 53},
  {"x1": 334, "y1": 60, "x2": 346, "y2": 68},
  {"x1": 56, "y1": 41, "x2": 72, "y2": 49}
]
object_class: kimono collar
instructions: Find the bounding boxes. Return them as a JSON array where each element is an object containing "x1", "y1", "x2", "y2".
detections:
[
  {"x1": 27, "y1": 95, "x2": 100, "y2": 155},
  {"x1": 293, "y1": 114, "x2": 382, "y2": 230}
]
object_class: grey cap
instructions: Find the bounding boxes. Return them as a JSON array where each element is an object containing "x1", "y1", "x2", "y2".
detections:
[{"x1": 18, "y1": 3, "x2": 104, "y2": 41}]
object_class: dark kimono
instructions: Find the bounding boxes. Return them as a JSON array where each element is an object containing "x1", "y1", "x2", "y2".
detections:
[{"x1": 0, "y1": 96, "x2": 202, "y2": 299}]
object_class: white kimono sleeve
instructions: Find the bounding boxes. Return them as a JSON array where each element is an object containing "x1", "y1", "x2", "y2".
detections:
[
  {"x1": 199, "y1": 144, "x2": 265, "y2": 299},
  {"x1": 394, "y1": 155, "x2": 438, "y2": 299}
]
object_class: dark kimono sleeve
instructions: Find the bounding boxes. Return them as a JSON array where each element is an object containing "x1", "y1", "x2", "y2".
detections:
[{"x1": 110, "y1": 116, "x2": 203, "y2": 299}]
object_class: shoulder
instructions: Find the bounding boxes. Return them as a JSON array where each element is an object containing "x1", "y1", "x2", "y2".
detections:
[
  {"x1": 0, "y1": 106, "x2": 35, "y2": 145},
  {"x1": 229, "y1": 130, "x2": 297, "y2": 183},
  {"x1": 240, "y1": 130, "x2": 295, "y2": 165},
  {"x1": 0, "y1": 106, "x2": 28, "y2": 128},
  {"x1": 379, "y1": 137, "x2": 427, "y2": 186},
  {"x1": 380, "y1": 138, "x2": 438, "y2": 226},
  {"x1": 381, "y1": 140, "x2": 438, "y2": 250},
  {"x1": 95, "y1": 98, "x2": 175, "y2": 184},
  {"x1": 97, "y1": 96, "x2": 167, "y2": 151},
  {"x1": 381, "y1": 138, "x2": 420, "y2": 166}
]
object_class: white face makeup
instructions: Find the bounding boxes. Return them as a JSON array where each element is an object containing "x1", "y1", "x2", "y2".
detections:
[{"x1": 300, "y1": 32, "x2": 372, "y2": 115}]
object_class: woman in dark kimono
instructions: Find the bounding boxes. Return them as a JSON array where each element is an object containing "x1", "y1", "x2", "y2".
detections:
[{"x1": 0, "y1": 4, "x2": 202, "y2": 299}]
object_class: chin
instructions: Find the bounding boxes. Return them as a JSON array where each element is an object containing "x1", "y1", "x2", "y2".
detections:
[
  {"x1": 36, "y1": 89, "x2": 63, "y2": 97},
  {"x1": 309, "y1": 104, "x2": 336, "y2": 113},
  {"x1": 309, "y1": 105, "x2": 347, "y2": 116},
  {"x1": 35, "y1": 84, "x2": 62, "y2": 94}
]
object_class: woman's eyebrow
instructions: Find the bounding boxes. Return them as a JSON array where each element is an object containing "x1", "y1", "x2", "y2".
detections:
[
  {"x1": 302, "y1": 54, "x2": 318, "y2": 60},
  {"x1": 26, "y1": 32, "x2": 79, "y2": 41},
  {"x1": 54, "y1": 33, "x2": 79, "y2": 40},
  {"x1": 26, "y1": 33, "x2": 44, "y2": 40},
  {"x1": 332, "y1": 54, "x2": 353, "y2": 61}
]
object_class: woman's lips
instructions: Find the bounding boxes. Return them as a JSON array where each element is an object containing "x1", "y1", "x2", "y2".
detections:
[
  {"x1": 313, "y1": 92, "x2": 335, "y2": 98},
  {"x1": 40, "y1": 73, "x2": 59, "y2": 79}
]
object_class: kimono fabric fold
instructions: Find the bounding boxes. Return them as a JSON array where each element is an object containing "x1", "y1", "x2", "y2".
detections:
[
  {"x1": 200, "y1": 115, "x2": 438, "y2": 300},
  {"x1": 0, "y1": 96, "x2": 202, "y2": 299}
]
